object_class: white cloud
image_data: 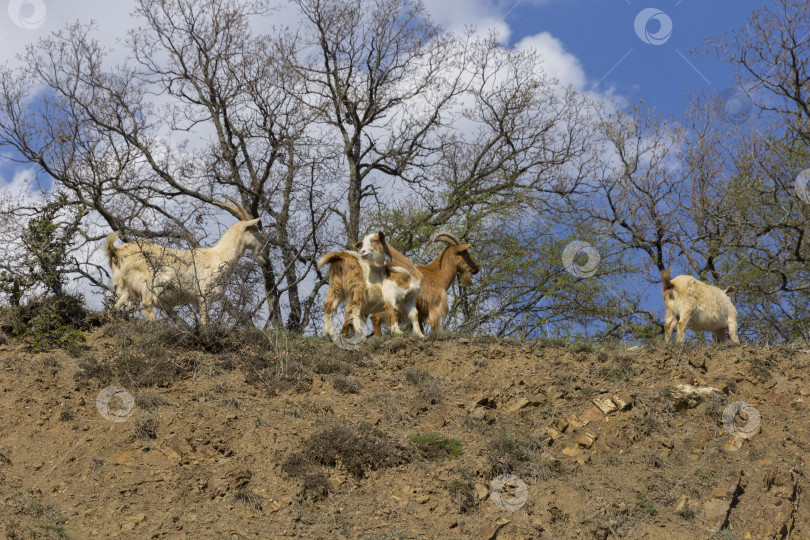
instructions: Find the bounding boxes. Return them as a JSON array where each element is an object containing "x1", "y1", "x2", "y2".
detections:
[{"x1": 516, "y1": 31, "x2": 587, "y2": 90}]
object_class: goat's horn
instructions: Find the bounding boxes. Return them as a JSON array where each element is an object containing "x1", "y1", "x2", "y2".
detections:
[
  {"x1": 224, "y1": 195, "x2": 255, "y2": 220},
  {"x1": 213, "y1": 196, "x2": 252, "y2": 221},
  {"x1": 428, "y1": 232, "x2": 461, "y2": 247}
]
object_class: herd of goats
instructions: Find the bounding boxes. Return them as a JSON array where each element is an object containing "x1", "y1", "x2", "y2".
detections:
[{"x1": 102, "y1": 197, "x2": 740, "y2": 347}]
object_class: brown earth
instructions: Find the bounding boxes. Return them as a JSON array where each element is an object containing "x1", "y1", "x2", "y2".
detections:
[{"x1": 0, "y1": 321, "x2": 808, "y2": 539}]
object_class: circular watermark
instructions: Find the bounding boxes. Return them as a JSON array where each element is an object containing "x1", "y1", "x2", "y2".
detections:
[
  {"x1": 333, "y1": 332, "x2": 364, "y2": 351},
  {"x1": 717, "y1": 88, "x2": 753, "y2": 124},
  {"x1": 795, "y1": 169, "x2": 810, "y2": 204},
  {"x1": 489, "y1": 474, "x2": 528, "y2": 511},
  {"x1": 562, "y1": 241, "x2": 600, "y2": 278},
  {"x1": 8, "y1": 0, "x2": 47, "y2": 30},
  {"x1": 634, "y1": 8, "x2": 672, "y2": 46},
  {"x1": 722, "y1": 401, "x2": 760, "y2": 439},
  {"x1": 96, "y1": 385, "x2": 135, "y2": 423}
]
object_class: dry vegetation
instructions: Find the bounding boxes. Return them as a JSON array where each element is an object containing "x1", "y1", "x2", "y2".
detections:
[{"x1": 1, "y1": 321, "x2": 808, "y2": 538}]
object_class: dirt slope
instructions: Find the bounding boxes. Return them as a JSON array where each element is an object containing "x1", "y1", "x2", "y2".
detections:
[{"x1": 0, "y1": 323, "x2": 807, "y2": 539}]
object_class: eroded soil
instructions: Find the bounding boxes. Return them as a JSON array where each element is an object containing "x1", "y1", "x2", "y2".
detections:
[{"x1": 0, "y1": 323, "x2": 808, "y2": 539}]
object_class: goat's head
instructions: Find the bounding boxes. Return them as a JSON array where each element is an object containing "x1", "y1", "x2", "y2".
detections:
[
  {"x1": 454, "y1": 244, "x2": 480, "y2": 286},
  {"x1": 428, "y1": 232, "x2": 480, "y2": 286},
  {"x1": 213, "y1": 196, "x2": 268, "y2": 264},
  {"x1": 234, "y1": 217, "x2": 267, "y2": 261},
  {"x1": 354, "y1": 231, "x2": 391, "y2": 266}
]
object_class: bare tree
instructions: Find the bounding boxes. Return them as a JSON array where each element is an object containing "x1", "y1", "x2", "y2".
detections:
[
  {"x1": 0, "y1": 0, "x2": 333, "y2": 329},
  {"x1": 288, "y1": 0, "x2": 470, "y2": 242},
  {"x1": 704, "y1": 0, "x2": 810, "y2": 144}
]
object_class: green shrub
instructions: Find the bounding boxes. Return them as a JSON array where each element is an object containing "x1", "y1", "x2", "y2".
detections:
[{"x1": 411, "y1": 433, "x2": 462, "y2": 460}]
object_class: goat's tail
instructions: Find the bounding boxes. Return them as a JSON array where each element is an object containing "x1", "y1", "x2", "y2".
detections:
[
  {"x1": 317, "y1": 251, "x2": 349, "y2": 271},
  {"x1": 105, "y1": 231, "x2": 121, "y2": 267},
  {"x1": 661, "y1": 267, "x2": 674, "y2": 293}
]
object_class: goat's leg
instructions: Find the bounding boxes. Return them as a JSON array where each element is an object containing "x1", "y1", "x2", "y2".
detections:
[
  {"x1": 408, "y1": 306, "x2": 425, "y2": 337},
  {"x1": 351, "y1": 305, "x2": 365, "y2": 336},
  {"x1": 728, "y1": 320, "x2": 740, "y2": 344},
  {"x1": 323, "y1": 294, "x2": 340, "y2": 340},
  {"x1": 428, "y1": 310, "x2": 443, "y2": 334},
  {"x1": 385, "y1": 304, "x2": 403, "y2": 335},
  {"x1": 340, "y1": 305, "x2": 354, "y2": 335},
  {"x1": 370, "y1": 313, "x2": 384, "y2": 337},
  {"x1": 663, "y1": 311, "x2": 676, "y2": 343},
  {"x1": 198, "y1": 297, "x2": 209, "y2": 326},
  {"x1": 141, "y1": 295, "x2": 157, "y2": 322},
  {"x1": 712, "y1": 330, "x2": 727, "y2": 343},
  {"x1": 405, "y1": 299, "x2": 424, "y2": 337},
  {"x1": 675, "y1": 309, "x2": 692, "y2": 343},
  {"x1": 347, "y1": 288, "x2": 366, "y2": 336},
  {"x1": 113, "y1": 290, "x2": 131, "y2": 312}
]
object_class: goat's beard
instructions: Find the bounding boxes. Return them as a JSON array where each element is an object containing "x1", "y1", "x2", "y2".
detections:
[{"x1": 459, "y1": 272, "x2": 474, "y2": 287}]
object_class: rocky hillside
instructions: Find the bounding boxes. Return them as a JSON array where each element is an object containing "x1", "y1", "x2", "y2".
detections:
[{"x1": 0, "y1": 321, "x2": 807, "y2": 539}]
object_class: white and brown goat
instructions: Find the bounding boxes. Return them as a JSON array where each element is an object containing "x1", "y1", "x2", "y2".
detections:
[
  {"x1": 661, "y1": 268, "x2": 739, "y2": 344},
  {"x1": 350, "y1": 232, "x2": 479, "y2": 335},
  {"x1": 104, "y1": 197, "x2": 265, "y2": 325},
  {"x1": 318, "y1": 231, "x2": 423, "y2": 346}
]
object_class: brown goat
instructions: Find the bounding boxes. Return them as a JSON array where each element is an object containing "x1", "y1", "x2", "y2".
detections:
[{"x1": 341, "y1": 232, "x2": 479, "y2": 335}]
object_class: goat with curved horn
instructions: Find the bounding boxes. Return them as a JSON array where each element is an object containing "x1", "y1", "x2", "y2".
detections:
[
  {"x1": 428, "y1": 232, "x2": 462, "y2": 247},
  {"x1": 104, "y1": 199, "x2": 266, "y2": 324},
  {"x1": 212, "y1": 195, "x2": 254, "y2": 221}
]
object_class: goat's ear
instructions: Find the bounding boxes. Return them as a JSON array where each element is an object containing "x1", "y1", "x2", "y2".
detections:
[
  {"x1": 378, "y1": 232, "x2": 393, "y2": 261},
  {"x1": 244, "y1": 217, "x2": 261, "y2": 227},
  {"x1": 354, "y1": 241, "x2": 362, "y2": 249},
  {"x1": 724, "y1": 286, "x2": 737, "y2": 295}
]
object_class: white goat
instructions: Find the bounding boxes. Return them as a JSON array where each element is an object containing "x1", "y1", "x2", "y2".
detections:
[
  {"x1": 318, "y1": 231, "x2": 423, "y2": 347},
  {"x1": 104, "y1": 198, "x2": 265, "y2": 325},
  {"x1": 661, "y1": 268, "x2": 739, "y2": 344}
]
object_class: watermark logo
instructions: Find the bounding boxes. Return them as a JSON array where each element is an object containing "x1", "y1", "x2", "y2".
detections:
[
  {"x1": 562, "y1": 241, "x2": 600, "y2": 279},
  {"x1": 634, "y1": 8, "x2": 672, "y2": 46},
  {"x1": 489, "y1": 474, "x2": 528, "y2": 511},
  {"x1": 96, "y1": 385, "x2": 135, "y2": 423},
  {"x1": 717, "y1": 88, "x2": 753, "y2": 124},
  {"x1": 8, "y1": 0, "x2": 46, "y2": 30},
  {"x1": 795, "y1": 169, "x2": 810, "y2": 204},
  {"x1": 722, "y1": 401, "x2": 760, "y2": 439}
]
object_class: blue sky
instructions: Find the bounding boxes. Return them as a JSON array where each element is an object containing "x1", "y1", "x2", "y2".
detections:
[{"x1": 507, "y1": 0, "x2": 753, "y2": 114}]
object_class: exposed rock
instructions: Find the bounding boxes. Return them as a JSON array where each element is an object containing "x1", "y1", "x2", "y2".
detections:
[
  {"x1": 703, "y1": 471, "x2": 745, "y2": 532},
  {"x1": 561, "y1": 446, "x2": 584, "y2": 458},
  {"x1": 467, "y1": 393, "x2": 497, "y2": 411},
  {"x1": 592, "y1": 396, "x2": 617, "y2": 415},
  {"x1": 575, "y1": 429, "x2": 598, "y2": 449},
  {"x1": 672, "y1": 383, "x2": 721, "y2": 410},
  {"x1": 566, "y1": 415, "x2": 585, "y2": 429},
  {"x1": 552, "y1": 418, "x2": 569, "y2": 432},
  {"x1": 506, "y1": 397, "x2": 541, "y2": 412},
  {"x1": 579, "y1": 406, "x2": 606, "y2": 424},
  {"x1": 688, "y1": 355, "x2": 706, "y2": 370},
  {"x1": 746, "y1": 469, "x2": 799, "y2": 539},
  {"x1": 611, "y1": 392, "x2": 632, "y2": 411}
]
